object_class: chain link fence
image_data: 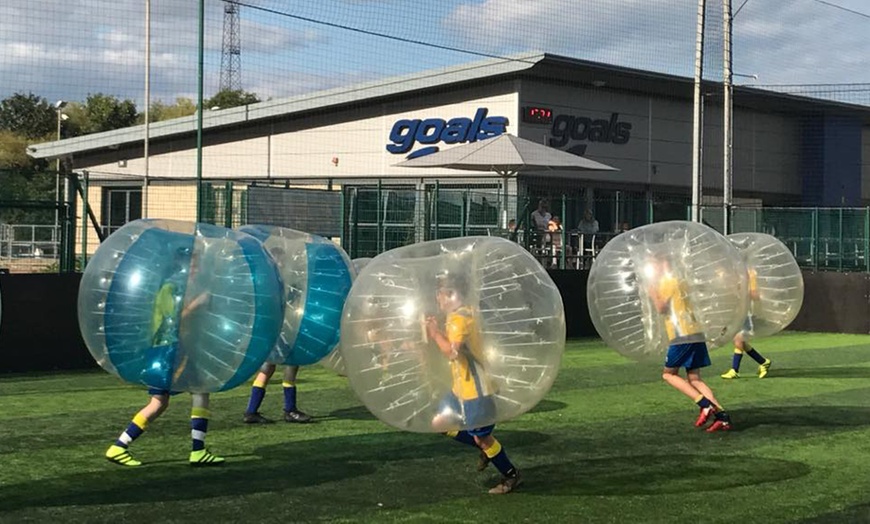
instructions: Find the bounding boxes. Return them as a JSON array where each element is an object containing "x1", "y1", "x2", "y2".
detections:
[{"x1": 5, "y1": 172, "x2": 870, "y2": 274}]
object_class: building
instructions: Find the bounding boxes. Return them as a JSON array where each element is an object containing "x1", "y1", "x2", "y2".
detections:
[{"x1": 29, "y1": 52, "x2": 870, "y2": 258}]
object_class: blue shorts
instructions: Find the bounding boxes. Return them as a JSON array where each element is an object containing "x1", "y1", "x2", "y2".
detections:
[
  {"x1": 438, "y1": 393, "x2": 496, "y2": 437},
  {"x1": 147, "y1": 388, "x2": 181, "y2": 396},
  {"x1": 664, "y1": 342, "x2": 711, "y2": 370}
]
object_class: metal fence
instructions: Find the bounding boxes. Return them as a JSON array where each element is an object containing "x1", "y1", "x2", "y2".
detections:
[{"x1": 6, "y1": 174, "x2": 870, "y2": 274}]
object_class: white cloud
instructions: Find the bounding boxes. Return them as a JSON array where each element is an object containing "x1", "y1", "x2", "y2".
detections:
[
  {"x1": 442, "y1": 0, "x2": 870, "y2": 86},
  {"x1": 0, "y1": 0, "x2": 327, "y2": 104},
  {"x1": 1, "y1": 0, "x2": 868, "y2": 108}
]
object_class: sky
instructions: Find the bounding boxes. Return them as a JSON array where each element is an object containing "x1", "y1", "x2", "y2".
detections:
[{"x1": 0, "y1": 0, "x2": 868, "y2": 108}]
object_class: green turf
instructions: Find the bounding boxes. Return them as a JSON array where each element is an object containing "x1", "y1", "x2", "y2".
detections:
[{"x1": 3, "y1": 332, "x2": 870, "y2": 523}]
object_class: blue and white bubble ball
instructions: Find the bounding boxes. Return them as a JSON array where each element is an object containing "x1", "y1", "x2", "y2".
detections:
[
  {"x1": 78, "y1": 219, "x2": 284, "y2": 393},
  {"x1": 587, "y1": 221, "x2": 749, "y2": 360},
  {"x1": 321, "y1": 257, "x2": 372, "y2": 376},
  {"x1": 727, "y1": 232, "x2": 804, "y2": 338},
  {"x1": 340, "y1": 237, "x2": 565, "y2": 433},
  {"x1": 240, "y1": 225, "x2": 354, "y2": 366}
]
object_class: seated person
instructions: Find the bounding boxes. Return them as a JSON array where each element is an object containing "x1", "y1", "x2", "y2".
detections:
[{"x1": 577, "y1": 209, "x2": 600, "y2": 235}]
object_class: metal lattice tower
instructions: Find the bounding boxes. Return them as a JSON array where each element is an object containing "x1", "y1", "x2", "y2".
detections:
[{"x1": 219, "y1": 1, "x2": 241, "y2": 92}]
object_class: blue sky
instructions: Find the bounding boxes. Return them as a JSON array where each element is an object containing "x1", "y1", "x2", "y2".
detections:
[{"x1": 1, "y1": 0, "x2": 868, "y2": 108}]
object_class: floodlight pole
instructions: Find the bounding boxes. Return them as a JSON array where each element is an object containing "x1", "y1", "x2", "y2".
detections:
[
  {"x1": 691, "y1": 0, "x2": 706, "y2": 223},
  {"x1": 723, "y1": 0, "x2": 734, "y2": 234},
  {"x1": 196, "y1": 0, "x2": 205, "y2": 223},
  {"x1": 144, "y1": 0, "x2": 151, "y2": 218}
]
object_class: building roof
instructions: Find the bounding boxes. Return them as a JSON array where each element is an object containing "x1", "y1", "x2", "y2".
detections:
[
  {"x1": 28, "y1": 52, "x2": 544, "y2": 160},
  {"x1": 29, "y1": 52, "x2": 870, "y2": 161}
]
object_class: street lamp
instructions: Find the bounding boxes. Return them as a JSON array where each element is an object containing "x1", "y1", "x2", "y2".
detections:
[{"x1": 54, "y1": 100, "x2": 68, "y2": 251}]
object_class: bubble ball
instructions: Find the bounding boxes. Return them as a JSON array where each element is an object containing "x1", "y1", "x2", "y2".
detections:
[
  {"x1": 587, "y1": 220, "x2": 749, "y2": 360},
  {"x1": 727, "y1": 232, "x2": 804, "y2": 338},
  {"x1": 78, "y1": 219, "x2": 284, "y2": 393},
  {"x1": 340, "y1": 236, "x2": 565, "y2": 433},
  {"x1": 321, "y1": 257, "x2": 372, "y2": 376},
  {"x1": 240, "y1": 225, "x2": 354, "y2": 366}
]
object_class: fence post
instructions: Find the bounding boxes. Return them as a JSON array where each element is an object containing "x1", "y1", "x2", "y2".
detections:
[
  {"x1": 865, "y1": 207, "x2": 869, "y2": 273},
  {"x1": 340, "y1": 187, "x2": 347, "y2": 251},
  {"x1": 81, "y1": 171, "x2": 89, "y2": 268},
  {"x1": 62, "y1": 172, "x2": 77, "y2": 273},
  {"x1": 377, "y1": 179, "x2": 383, "y2": 253},
  {"x1": 838, "y1": 207, "x2": 843, "y2": 271},
  {"x1": 224, "y1": 181, "x2": 233, "y2": 228},
  {"x1": 812, "y1": 207, "x2": 819, "y2": 271},
  {"x1": 461, "y1": 190, "x2": 468, "y2": 236},
  {"x1": 351, "y1": 187, "x2": 359, "y2": 259},
  {"x1": 560, "y1": 194, "x2": 567, "y2": 269},
  {"x1": 647, "y1": 195, "x2": 654, "y2": 225},
  {"x1": 434, "y1": 180, "x2": 439, "y2": 240}
]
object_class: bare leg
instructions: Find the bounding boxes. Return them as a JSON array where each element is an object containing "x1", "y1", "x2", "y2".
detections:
[
  {"x1": 687, "y1": 370, "x2": 722, "y2": 409},
  {"x1": 662, "y1": 367, "x2": 703, "y2": 400}
]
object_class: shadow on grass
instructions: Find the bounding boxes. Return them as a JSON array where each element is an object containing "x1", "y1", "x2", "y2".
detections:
[
  {"x1": 800, "y1": 502, "x2": 870, "y2": 524},
  {"x1": 735, "y1": 406, "x2": 870, "y2": 431},
  {"x1": 527, "y1": 399, "x2": 568, "y2": 414},
  {"x1": 521, "y1": 454, "x2": 811, "y2": 496},
  {"x1": 323, "y1": 405, "x2": 378, "y2": 421},
  {"x1": 770, "y1": 367, "x2": 870, "y2": 379},
  {"x1": 321, "y1": 399, "x2": 567, "y2": 422},
  {"x1": 0, "y1": 429, "x2": 551, "y2": 512}
]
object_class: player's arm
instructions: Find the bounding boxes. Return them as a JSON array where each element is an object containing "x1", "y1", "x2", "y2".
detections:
[
  {"x1": 649, "y1": 280, "x2": 671, "y2": 314},
  {"x1": 748, "y1": 271, "x2": 760, "y2": 301},
  {"x1": 425, "y1": 316, "x2": 460, "y2": 360},
  {"x1": 181, "y1": 292, "x2": 210, "y2": 320}
]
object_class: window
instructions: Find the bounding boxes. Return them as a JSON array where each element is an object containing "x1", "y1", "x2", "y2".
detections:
[{"x1": 102, "y1": 187, "x2": 142, "y2": 236}]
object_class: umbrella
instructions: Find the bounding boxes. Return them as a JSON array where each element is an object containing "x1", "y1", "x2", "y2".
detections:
[{"x1": 393, "y1": 133, "x2": 618, "y2": 226}]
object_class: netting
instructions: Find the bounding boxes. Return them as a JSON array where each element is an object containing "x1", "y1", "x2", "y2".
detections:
[{"x1": 1, "y1": 1, "x2": 869, "y2": 272}]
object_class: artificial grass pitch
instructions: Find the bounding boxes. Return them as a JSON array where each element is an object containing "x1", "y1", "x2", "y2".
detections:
[{"x1": 2, "y1": 332, "x2": 870, "y2": 523}]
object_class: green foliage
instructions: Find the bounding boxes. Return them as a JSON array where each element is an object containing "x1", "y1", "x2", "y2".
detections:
[
  {"x1": 0, "y1": 93, "x2": 56, "y2": 139},
  {"x1": 145, "y1": 97, "x2": 197, "y2": 122},
  {"x1": 2, "y1": 333, "x2": 870, "y2": 522},
  {"x1": 78, "y1": 93, "x2": 139, "y2": 134},
  {"x1": 206, "y1": 89, "x2": 260, "y2": 110},
  {"x1": 0, "y1": 171, "x2": 57, "y2": 223},
  {"x1": 0, "y1": 131, "x2": 35, "y2": 170}
]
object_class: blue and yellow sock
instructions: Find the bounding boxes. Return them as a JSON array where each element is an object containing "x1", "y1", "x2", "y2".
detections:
[
  {"x1": 484, "y1": 439, "x2": 517, "y2": 477},
  {"x1": 245, "y1": 377, "x2": 267, "y2": 415},
  {"x1": 191, "y1": 407, "x2": 210, "y2": 452},
  {"x1": 446, "y1": 430, "x2": 478, "y2": 447},
  {"x1": 731, "y1": 349, "x2": 744, "y2": 372},
  {"x1": 745, "y1": 346, "x2": 766, "y2": 365},
  {"x1": 283, "y1": 381, "x2": 297, "y2": 412},
  {"x1": 115, "y1": 413, "x2": 148, "y2": 449},
  {"x1": 695, "y1": 395, "x2": 713, "y2": 409}
]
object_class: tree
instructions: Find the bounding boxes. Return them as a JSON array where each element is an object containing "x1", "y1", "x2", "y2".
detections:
[
  {"x1": 206, "y1": 89, "x2": 260, "y2": 110},
  {"x1": 80, "y1": 93, "x2": 139, "y2": 133},
  {"x1": 146, "y1": 97, "x2": 197, "y2": 122},
  {"x1": 0, "y1": 130, "x2": 35, "y2": 170},
  {"x1": 0, "y1": 93, "x2": 56, "y2": 139}
]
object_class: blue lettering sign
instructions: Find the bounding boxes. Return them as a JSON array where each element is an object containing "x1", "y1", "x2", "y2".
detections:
[{"x1": 386, "y1": 107, "x2": 509, "y2": 155}]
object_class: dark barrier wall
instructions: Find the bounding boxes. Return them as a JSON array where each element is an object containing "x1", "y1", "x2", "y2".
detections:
[
  {"x1": 0, "y1": 273, "x2": 95, "y2": 373},
  {"x1": 0, "y1": 269, "x2": 865, "y2": 373},
  {"x1": 788, "y1": 271, "x2": 870, "y2": 334},
  {"x1": 547, "y1": 270, "x2": 596, "y2": 338}
]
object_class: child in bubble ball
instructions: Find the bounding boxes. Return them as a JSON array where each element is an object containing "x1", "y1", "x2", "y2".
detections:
[
  {"x1": 647, "y1": 256, "x2": 733, "y2": 432},
  {"x1": 721, "y1": 267, "x2": 772, "y2": 379},
  {"x1": 425, "y1": 272, "x2": 522, "y2": 494},
  {"x1": 105, "y1": 286, "x2": 224, "y2": 467},
  {"x1": 105, "y1": 249, "x2": 224, "y2": 467}
]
